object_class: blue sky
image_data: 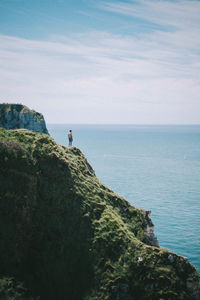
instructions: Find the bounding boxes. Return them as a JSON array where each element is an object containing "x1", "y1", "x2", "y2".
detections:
[{"x1": 0, "y1": 0, "x2": 200, "y2": 123}]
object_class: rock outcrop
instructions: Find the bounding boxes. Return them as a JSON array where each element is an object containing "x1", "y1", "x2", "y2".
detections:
[
  {"x1": 0, "y1": 103, "x2": 49, "y2": 134},
  {"x1": 0, "y1": 128, "x2": 199, "y2": 300}
]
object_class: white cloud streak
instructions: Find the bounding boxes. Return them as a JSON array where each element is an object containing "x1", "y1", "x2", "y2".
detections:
[
  {"x1": 100, "y1": 0, "x2": 200, "y2": 29},
  {"x1": 0, "y1": 0, "x2": 200, "y2": 123}
]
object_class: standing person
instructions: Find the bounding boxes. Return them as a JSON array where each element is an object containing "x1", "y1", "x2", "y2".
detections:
[{"x1": 68, "y1": 129, "x2": 73, "y2": 147}]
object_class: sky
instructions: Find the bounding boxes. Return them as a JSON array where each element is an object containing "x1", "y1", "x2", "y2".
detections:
[{"x1": 0, "y1": 0, "x2": 200, "y2": 124}]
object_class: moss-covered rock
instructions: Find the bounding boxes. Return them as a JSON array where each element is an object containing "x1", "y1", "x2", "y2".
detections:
[
  {"x1": 0, "y1": 128, "x2": 199, "y2": 300},
  {"x1": 0, "y1": 277, "x2": 36, "y2": 300}
]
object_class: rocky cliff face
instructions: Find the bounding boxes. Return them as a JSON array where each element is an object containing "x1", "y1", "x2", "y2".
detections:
[
  {"x1": 0, "y1": 104, "x2": 49, "y2": 134},
  {"x1": 0, "y1": 128, "x2": 199, "y2": 300}
]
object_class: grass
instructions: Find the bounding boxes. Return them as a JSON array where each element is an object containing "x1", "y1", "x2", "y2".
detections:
[
  {"x1": 0, "y1": 128, "x2": 199, "y2": 300},
  {"x1": 0, "y1": 103, "x2": 36, "y2": 115}
]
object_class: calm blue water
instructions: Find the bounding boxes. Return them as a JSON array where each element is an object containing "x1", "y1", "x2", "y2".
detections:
[{"x1": 48, "y1": 124, "x2": 200, "y2": 273}]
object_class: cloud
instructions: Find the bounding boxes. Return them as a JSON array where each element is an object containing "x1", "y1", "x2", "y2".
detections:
[
  {"x1": 0, "y1": 0, "x2": 200, "y2": 123},
  {"x1": 99, "y1": 0, "x2": 200, "y2": 29}
]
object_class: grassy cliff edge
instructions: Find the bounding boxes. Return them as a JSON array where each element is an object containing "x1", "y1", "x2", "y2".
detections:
[{"x1": 0, "y1": 128, "x2": 199, "y2": 300}]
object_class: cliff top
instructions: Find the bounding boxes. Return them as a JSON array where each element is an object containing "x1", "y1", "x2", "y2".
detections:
[
  {"x1": 0, "y1": 128, "x2": 199, "y2": 300},
  {"x1": 0, "y1": 103, "x2": 36, "y2": 115}
]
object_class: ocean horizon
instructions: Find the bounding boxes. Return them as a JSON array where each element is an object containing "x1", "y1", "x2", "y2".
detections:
[{"x1": 48, "y1": 124, "x2": 200, "y2": 272}]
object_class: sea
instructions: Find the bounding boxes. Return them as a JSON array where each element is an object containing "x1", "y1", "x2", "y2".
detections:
[{"x1": 48, "y1": 124, "x2": 200, "y2": 273}]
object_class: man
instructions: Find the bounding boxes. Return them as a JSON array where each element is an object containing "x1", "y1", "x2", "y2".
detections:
[{"x1": 68, "y1": 129, "x2": 73, "y2": 147}]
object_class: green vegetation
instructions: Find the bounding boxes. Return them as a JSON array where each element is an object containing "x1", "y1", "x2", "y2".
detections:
[
  {"x1": 0, "y1": 103, "x2": 36, "y2": 115},
  {"x1": 0, "y1": 277, "x2": 36, "y2": 300},
  {"x1": 0, "y1": 128, "x2": 199, "y2": 300}
]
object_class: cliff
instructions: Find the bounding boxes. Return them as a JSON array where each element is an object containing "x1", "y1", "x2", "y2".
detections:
[
  {"x1": 0, "y1": 128, "x2": 199, "y2": 300},
  {"x1": 0, "y1": 104, "x2": 49, "y2": 134}
]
